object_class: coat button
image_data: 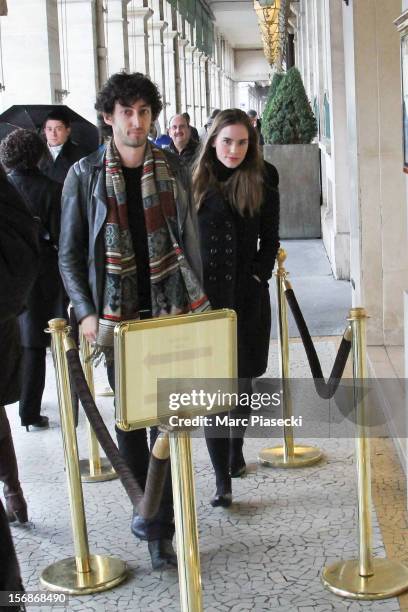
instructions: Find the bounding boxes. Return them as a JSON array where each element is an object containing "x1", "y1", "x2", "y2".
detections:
[
  {"x1": 225, "y1": 221, "x2": 232, "y2": 228},
  {"x1": 226, "y1": 234, "x2": 232, "y2": 241},
  {"x1": 209, "y1": 275, "x2": 217, "y2": 282},
  {"x1": 225, "y1": 274, "x2": 232, "y2": 281},
  {"x1": 210, "y1": 248, "x2": 218, "y2": 254},
  {"x1": 226, "y1": 260, "x2": 232, "y2": 267},
  {"x1": 225, "y1": 248, "x2": 232, "y2": 255},
  {"x1": 211, "y1": 235, "x2": 218, "y2": 241},
  {"x1": 209, "y1": 261, "x2": 217, "y2": 268}
]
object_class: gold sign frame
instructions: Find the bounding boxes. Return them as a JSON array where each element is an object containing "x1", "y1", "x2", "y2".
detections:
[{"x1": 114, "y1": 309, "x2": 237, "y2": 430}]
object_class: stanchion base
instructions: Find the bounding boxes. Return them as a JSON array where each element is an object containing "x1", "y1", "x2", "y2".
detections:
[
  {"x1": 258, "y1": 445, "x2": 322, "y2": 468},
  {"x1": 40, "y1": 554, "x2": 127, "y2": 595},
  {"x1": 79, "y1": 458, "x2": 117, "y2": 483},
  {"x1": 95, "y1": 385, "x2": 114, "y2": 397},
  {"x1": 322, "y1": 558, "x2": 408, "y2": 600}
]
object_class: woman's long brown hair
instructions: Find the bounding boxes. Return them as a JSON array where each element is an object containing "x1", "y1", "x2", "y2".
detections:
[{"x1": 192, "y1": 108, "x2": 264, "y2": 216}]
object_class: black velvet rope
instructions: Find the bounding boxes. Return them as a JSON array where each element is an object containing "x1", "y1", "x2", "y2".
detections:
[
  {"x1": 65, "y1": 347, "x2": 169, "y2": 519},
  {"x1": 284, "y1": 288, "x2": 351, "y2": 399},
  {"x1": 67, "y1": 308, "x2": 79, "y2": 427}
]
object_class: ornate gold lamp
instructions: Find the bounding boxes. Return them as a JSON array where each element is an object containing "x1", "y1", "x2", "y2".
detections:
[{"x1": 253, "y1": 0, "x2": 288, "y2": 69}]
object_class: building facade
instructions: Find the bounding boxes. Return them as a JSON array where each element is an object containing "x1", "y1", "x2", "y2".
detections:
[{"x1": 0, "y1": 0, "x2": 271, "y2": 130}]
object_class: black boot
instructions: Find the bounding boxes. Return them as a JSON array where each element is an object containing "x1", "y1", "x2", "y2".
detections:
[
  {"x1": 205, "y1": 428, "x2": 233, "y2": 507},
  {"x1": 24, "y1": 415, "x2": 49, "y2": 432},
  {"x1": 230, "y1": 436, "x2": 246, "y2": 478},
  {"x1": 148, "y1": 539, "x2": 177, "y2": 570},
  {"x1": 210, "y1": 478, "x2": 232, "y2": 508},
  {"x1": 0, "y1": 408, "x2": 28, "y2": 524}
]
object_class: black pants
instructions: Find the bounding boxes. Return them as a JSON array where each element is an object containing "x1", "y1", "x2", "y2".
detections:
[
  {"x1": 204, "y1": 378, "x2": 252, "y2": 490},
  {"x1": 107, "y1": 365, "x2": 174, "y2": 541},
  {"x1": 19, "y1": 347, "x2": 46, "y2": 426}
]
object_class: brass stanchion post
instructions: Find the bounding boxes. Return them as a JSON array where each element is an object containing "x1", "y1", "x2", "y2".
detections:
[
  {"x1": 78, "y1": 330, "x2": 117, "y2": 483},
  {"x1": 258, "y1": 248, "x2": 322, "y2": 468},
  {"x1": 322, "y1": 307, "x2": 408, "y2": 599},
  {"x1": 41, "y1": 319, "x2": 127, "y2": 594},
  {"x1": 169, "y1": 431, "x2": 203, "y2": 612}
]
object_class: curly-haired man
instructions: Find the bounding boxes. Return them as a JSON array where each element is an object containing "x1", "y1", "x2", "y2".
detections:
[{"x1": 59, "y1": 72, "x2": 208, "y2": 570}]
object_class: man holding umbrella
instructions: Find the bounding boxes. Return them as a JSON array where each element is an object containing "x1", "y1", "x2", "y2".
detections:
[{"x1": 39, "y1": 109, "x2": 90, "y2": 184}]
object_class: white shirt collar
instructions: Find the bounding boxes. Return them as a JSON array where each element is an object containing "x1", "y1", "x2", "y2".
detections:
[{"x1": 48, "y1": 143, "x2": 64, "y2": 161}]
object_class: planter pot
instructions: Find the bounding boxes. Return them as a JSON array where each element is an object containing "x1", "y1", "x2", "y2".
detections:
[{"x1": 263, "y1": 144, "x2": 321, "y2": 239}]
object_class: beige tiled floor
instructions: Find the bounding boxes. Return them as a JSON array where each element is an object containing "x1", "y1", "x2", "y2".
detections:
[
  {"x1": 3, "y1": 337, "x2": 407, "y2": 611},
  {"x1": 367, "y1": 344, "x2": 408, "y2": 611}
]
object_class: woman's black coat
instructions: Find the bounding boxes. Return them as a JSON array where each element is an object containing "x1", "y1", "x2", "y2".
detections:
[
  {"x1": 7, "y1": 168, "x2": 66, "y2": 348},
  {"x1": 0, "y1": 174, "x2": 39, "y2": 406},
  {"x1": 198, "y1": 161, "x2": 280, "y2": 378}
]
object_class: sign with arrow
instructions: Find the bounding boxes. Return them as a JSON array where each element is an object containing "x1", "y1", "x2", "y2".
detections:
[{"x1": 114, "y1": 309, "x2": 237, "y2": 430}]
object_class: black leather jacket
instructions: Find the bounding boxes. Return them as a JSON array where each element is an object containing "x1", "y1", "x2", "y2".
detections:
[{"x1": 59, "y1": 146, "x2": 203, "y2": 323}]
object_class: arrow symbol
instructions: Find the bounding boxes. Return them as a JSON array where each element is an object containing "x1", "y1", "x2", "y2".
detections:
[{"x1": 144, "y1": 346, "x2": 213, "y2": 367}]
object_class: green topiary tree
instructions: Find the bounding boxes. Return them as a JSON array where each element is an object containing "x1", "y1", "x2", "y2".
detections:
[
  {"x1": 261, "y1": 72, "x2": 284, "y2": 142},
  {"x1": 263, "y1": 67, "x2": 317, "y2": 145}
]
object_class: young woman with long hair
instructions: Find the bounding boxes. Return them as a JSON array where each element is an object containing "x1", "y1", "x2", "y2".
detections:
[{"x1": 192, "y1": 108, "x2": 280, "y2": 507}]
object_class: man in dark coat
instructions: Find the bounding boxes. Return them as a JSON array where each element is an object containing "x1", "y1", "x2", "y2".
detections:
[
  {"x1": 39, "y1": 109, "x2": 90, "y2": 184},
  {"x1": 0, "y1": 129, "x2": 65, "y2": 430},
  {"x1": 164, "y1": 113, "x2": 199, "y2": 167},
  {"x1": 0, "y1": 166, "x2": 39, "y2": 607}
]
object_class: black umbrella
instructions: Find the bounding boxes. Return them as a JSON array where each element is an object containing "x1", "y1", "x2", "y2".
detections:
[{"x1": 0, "y1": 105, "x2": 99, "y2": 153}]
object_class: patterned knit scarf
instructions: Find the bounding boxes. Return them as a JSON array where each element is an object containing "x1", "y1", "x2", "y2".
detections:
[{"x1": 94, "y1": 138, "x2": 209, "y2": 361}]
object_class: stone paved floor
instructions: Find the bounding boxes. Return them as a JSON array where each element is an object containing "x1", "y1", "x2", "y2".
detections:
[{"x1": 3, "y1": 339, "x2": 404, "y2": 612}]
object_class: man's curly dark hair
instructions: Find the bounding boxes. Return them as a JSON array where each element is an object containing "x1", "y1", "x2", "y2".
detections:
[
  {"x1": 95, "y1": 71, "x2": 163, "y2": 120},
  {"x1": 0, "y1": 129, "x2": 47, "y2": 171}
]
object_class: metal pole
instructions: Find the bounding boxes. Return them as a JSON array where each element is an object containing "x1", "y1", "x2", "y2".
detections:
[
  {"x1": 322, "y1": 308, "x2": 408, "y2": 599},
  {"x1": 169, "y1": 431, "x2": 203, "y2": 612},
  {"x1": 276, "y1": 250, "x2": 294, "y2": 460},
  {"x1": 258, "y1": 248, "x2": 322, "y2": 468},
  {"x1": 350, "y1": 308, "x2": 373, "y2": 577},
  {"x1": 51, "y1": 320, "x2": 91, "y2": 574},
  {"x1": 41, "y1": 319, "x2": 126, "y2": 594},
  {"x1": 78, "y1": 330, "x2": 116, "y2": 482}
]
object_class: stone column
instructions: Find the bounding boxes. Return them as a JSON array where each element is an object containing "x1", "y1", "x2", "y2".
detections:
[
  {"x1": 208, "y1": 59, "x2": 216, "y2": 111},
  {"x1": 303, "y1": 0, "x2": 312, "y2": 94},
  {"x1": 320, "y1": 0, "x2": 350, "y2": 280},
  {"x1": 106, "y1": 0, "x2": 129, "y2": 74},
  {"x1": 204, "y1": 55, "x2": 211, "y2": 119},
  {"x1": 128, "y1": 5, "x2": 153, "y2": 75},
  {"x1": 228, "y1": 76, "x2": 234, "y2": 107},
  {"x1": 148, "y1": 0, "x2": 167, "y2": 129},
  {"x1": 219, "y1": 71, "x2": 225, "y2": 109},
  {"x1": 296, "y1": 0, "x2": 305, "y2": 81},
  {"x1": 216, "y1": 66, "x2": 222, "y2": 109},
  {"x1": 163, "y1": 29, "x2": 178, "y2": 121},
  {"x1": 193, "y1": 47, "x2": 201, "y2": 126},
  {"x1": 198, "y1": 53, "x2": 208, "y2": 128},
  {"x1": 342, "y1": 0, "x2": 408, "y2": 344},
  {"x1": 290, "y1": 1, "x2": 301, "y2": 70},
  {"x1": 185, "y1": 42, "x2": 196, "y2": 123},
  {"x1": 1, "y1": 0, "x2": 62, "y2": 107},
  {"x1": 178, "y1": 37, "x2": 188, "y2": 112}
]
